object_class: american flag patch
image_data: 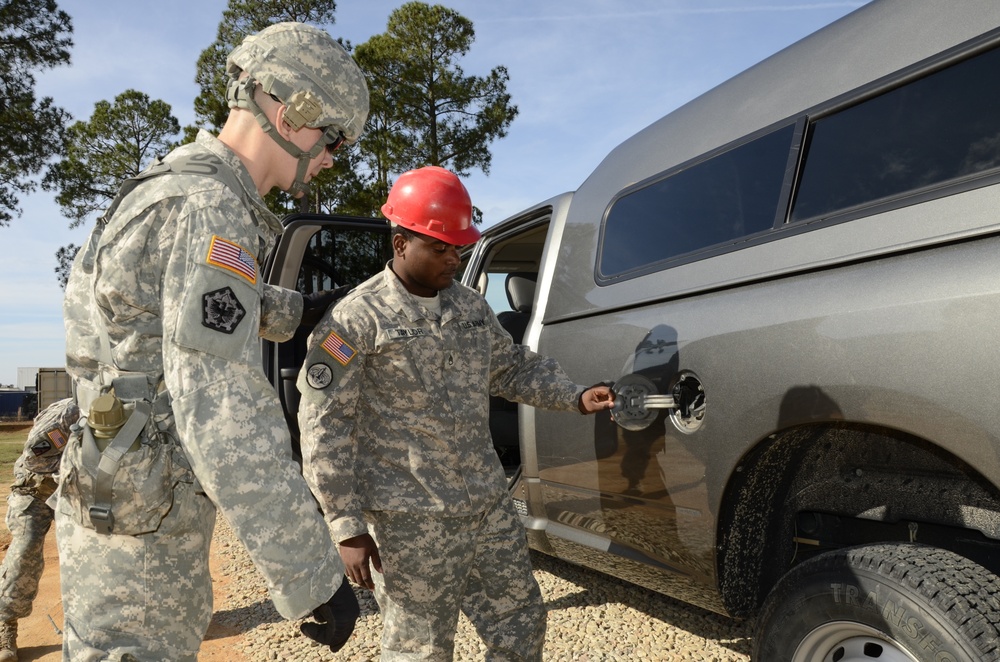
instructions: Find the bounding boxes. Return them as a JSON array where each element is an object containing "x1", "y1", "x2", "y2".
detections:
[
  {"x1": 47, "y1": 429, "x2": 67, "y2": 450},
  {"x1": 321, "y1": 331, "x2": 356, "y2": 366},
  {"x1": 207, "y1": 236, "x2": 257, "y2": 284}
]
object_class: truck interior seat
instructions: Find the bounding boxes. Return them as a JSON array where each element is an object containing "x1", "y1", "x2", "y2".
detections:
[{"x1": 496, "y1": 273, "x2": 537, "y2": 344}]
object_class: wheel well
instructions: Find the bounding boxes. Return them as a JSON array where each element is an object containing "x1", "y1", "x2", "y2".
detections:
[{"x1": 715, "y1": 423, "x2": 1000, "y2": 618}]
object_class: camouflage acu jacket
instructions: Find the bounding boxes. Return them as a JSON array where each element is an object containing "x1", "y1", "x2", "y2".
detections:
[
  {"x1": 11, "y1": 398, "x2": 80, "y2": 500},
  {"x1": 297, "y1": 264, "x2": 586, "y2": 543},
  {"x1": 61, "y1": 131, "x2": 342, "y2": 619}
]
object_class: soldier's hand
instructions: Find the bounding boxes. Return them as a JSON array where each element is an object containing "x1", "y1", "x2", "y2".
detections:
[
  {"x1": 300, "y1": 577, "x2": 360, "y2": 652},
  {"x1": 579, "y1": 385, "x2": 616, "y2": 414},
  {"x1": 339, "y1": 533, "x2": 382, "y2": 590},
  {"x1": 301, "y1": 285, "x2": 352, "y2": 326}
]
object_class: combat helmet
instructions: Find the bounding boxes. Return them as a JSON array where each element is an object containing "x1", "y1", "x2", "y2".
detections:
[{"x1": 226, "y1": 22, "x2": 370, "y2": 197}]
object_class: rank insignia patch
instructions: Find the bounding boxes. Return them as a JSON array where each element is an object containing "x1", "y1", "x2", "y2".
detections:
[
  {"x1": 306, "y1": 363, "x2": 333, "y2": 389},
  {"x1": 321, "y1": 331, "x2": 356, "y2": 366},
  {"x1": 202, "y1": 286, "x2": 246, "y2": 333},
  {"x1": 207, "y1": 236, "x2": 257, "y2": 284}
]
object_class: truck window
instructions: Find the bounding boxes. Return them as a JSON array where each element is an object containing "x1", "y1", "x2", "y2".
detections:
[
  {"x1": 598, "y1": 123, "x2": 795, "y2": 279},
  {"x1": 466, "y1": 220, "x2": 548, "y2": 316},
  {"x1": 483, "y1": 272, "x2": 515, "y2": 315},
  {"x1": 792, "y1": 45, "x2": 1000, "y2": 222},
  {"x1": 297, "y1": 226, "x2": 390, "y2": 295}
]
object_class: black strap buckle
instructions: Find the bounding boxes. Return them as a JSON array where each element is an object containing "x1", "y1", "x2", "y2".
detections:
[{"x1": 88, "y1": 505, "x2": 114, "y2": 535}]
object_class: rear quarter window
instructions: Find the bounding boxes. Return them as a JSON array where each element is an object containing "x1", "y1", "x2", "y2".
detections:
[
  {"x1": 598, "y1": 123, "x2": 795, "y2": 279},
  {"x1": 792, "y1": 45, "x2": 1000, "y2": 222},
  {"x1": 597, "y1": 43, "x2": 1000, "y2": 283}
]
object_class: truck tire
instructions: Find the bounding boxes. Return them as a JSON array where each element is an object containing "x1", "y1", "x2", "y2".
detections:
[{"x1": 753, "y1": 543, "x2": 1000, "y2": 661}]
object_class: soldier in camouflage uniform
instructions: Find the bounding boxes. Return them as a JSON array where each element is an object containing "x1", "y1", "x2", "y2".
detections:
[
  {"x1": 0, "y1": 398, "x2": 79, "y2": 662},
  {"x1": 297, "y1": 166, "x2": 616, "y2": 661},
  {"x1": 56, "y1": 23, "x2": 368, "y2": 661}
]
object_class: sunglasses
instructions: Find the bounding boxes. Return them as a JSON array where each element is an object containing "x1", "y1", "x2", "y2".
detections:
[{"x1": 321, "y1": 126, "x2": 346, "y2": 154}]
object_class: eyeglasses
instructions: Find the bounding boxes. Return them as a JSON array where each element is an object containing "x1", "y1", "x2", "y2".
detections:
[{"x1": 321, "y1": 126, "x2": 346, "y2": 154}]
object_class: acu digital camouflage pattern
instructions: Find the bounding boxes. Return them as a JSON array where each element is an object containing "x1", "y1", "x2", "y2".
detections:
[
  {"x1": 297, "y1": 265, "x2": 585, "y2": 543},
  {"x1": 367, "y1": 495, "x2": 545, "y2": 660},
  {"x1": 0, "y1": 494, "x2": 53, "y2": 624},
  {"x1": 21, "y1": 398, "x2": 78, "y2": 477},
  {"x1": 58, "y1": 130, "x2": 344, "y2": 661},
  {"x1": 227, "y1": 21, "x2": 369, "y2": 142},
  {"x1": 0, "y1": 399, "x2": 79, "y2": 622},
  {"x1": 298, "y1": 264, "x2": 588, "y2": 659}
]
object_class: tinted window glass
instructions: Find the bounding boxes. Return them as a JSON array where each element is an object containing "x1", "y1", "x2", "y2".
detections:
[
  {"x1": 793, "y1": 46, "x2": 1000, "y2": 222},
  {"x1": 298, "y1": 227, "x2": 391, "y2": 294},
  {"x1": 600, "y1": 124, "x2": 794, "y2": 278}
]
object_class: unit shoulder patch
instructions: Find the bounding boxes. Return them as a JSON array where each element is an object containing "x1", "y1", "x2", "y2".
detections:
[
  {"x1": 202, "y1": 286, "x2": 246, "y2": 333},
  {"x1": 30, "y1": 439, "x2": 53, "y2": 456},
  {"x1": 306, "y1": 363, "x2": 334, "y2": 389}
]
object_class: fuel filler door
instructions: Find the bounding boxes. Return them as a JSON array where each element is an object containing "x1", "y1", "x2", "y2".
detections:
[{"x1": 610, "y1": 372, "x2": 706, "y2": 434}]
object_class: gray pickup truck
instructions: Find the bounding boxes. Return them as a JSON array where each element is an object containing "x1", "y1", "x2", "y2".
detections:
[{"x1": 266, "y1": 0, "x2": 1000, "y2": 659}]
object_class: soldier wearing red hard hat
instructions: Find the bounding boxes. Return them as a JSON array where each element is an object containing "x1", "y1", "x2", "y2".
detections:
[
  {"x1": 297, "y1": 166, "x2": 615, "y2": 659},
  {"x1": 381, "y1": 165, "x2": 482, "y2": 246},
  {"x1": 379, "y1": 165, "x2": 480, "y2": 296}
]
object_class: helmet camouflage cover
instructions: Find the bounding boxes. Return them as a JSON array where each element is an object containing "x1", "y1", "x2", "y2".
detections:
[{"x1": 227, "y1": 21, "x2": 369, "y2": 143}]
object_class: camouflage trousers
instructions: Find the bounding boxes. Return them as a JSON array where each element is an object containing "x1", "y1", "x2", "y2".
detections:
[
  {"x1": 367, "y1": 493, "x2": 545, "y2": 661},
  {"x1": 0, "y1": 488, "x2": 55, "y2": 621},
  {"x1": 55, "y1": 480, "x2": 216, "y2": 661}
]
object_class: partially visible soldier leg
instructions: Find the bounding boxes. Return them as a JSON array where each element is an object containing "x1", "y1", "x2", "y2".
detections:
[
  {"x1": 461, "y1": 493, "x2": 546, "y2": 662},
  {"x1": 368, "y1": 510, "x2": 479, "y2": 661},
  {"x1": 0, "y1": 492, "x2": 54, "y2": 622},
  {"x1": 55, "y1": 481, "x2": 216, "y2": 662}
]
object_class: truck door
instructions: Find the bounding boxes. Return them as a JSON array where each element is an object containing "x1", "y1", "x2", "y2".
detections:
[
  {"x1": 460, "y1": 201, "x2": 569, "y2": 474},
  {"x1": 261, "y1": 213, "x2": 392, "y2": 457}
]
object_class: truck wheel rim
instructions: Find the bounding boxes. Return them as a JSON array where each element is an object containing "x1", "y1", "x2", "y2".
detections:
[{"x1": 792, "y1": 622, "x2": 918, "y2": 662}]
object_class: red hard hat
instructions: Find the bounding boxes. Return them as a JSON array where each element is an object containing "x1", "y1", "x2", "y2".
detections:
[{"x1": 381, "y1": 166, "x2": 481, "y2": 245}]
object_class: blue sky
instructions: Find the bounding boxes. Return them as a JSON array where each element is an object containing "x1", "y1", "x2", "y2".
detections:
[{"x1": 0, "y1": 0, "x2": 869, "y2": 387}]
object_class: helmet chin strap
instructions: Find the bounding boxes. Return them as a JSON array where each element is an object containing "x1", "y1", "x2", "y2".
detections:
[{"x1": 227, "y1": 76, "x2": 325, "y2": 197}]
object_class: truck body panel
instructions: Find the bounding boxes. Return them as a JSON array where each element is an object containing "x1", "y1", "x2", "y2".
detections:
[{"x1": 459, "y1": 0, "x2": 1000, "y2": 629}]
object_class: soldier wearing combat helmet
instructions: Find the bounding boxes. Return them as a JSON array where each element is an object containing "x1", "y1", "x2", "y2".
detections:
[
  {"x1": 225, "y1": 21, "x2": 367, "y2": 198},
  {"x1": 58, "y1": 23, "x2": 367, "y2": 660}
]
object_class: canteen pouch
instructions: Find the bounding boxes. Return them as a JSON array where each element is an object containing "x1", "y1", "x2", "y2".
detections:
[{"x1": 58, "y1": 395, "x2": 184, "y2": 536}]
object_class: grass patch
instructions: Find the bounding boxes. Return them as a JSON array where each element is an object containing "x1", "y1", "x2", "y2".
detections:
[{"x1": 0, "y1": 430, "x2": 25, "y2": 469}]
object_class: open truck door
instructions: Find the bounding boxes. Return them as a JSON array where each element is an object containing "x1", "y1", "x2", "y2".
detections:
[{"x1": 260, "y1": 213, "x2": 392, "y2": 458}]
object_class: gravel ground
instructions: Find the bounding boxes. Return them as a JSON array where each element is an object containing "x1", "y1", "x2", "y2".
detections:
[{"x1": 210, "y1": 517, "x2": 753, "y2": 661}]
